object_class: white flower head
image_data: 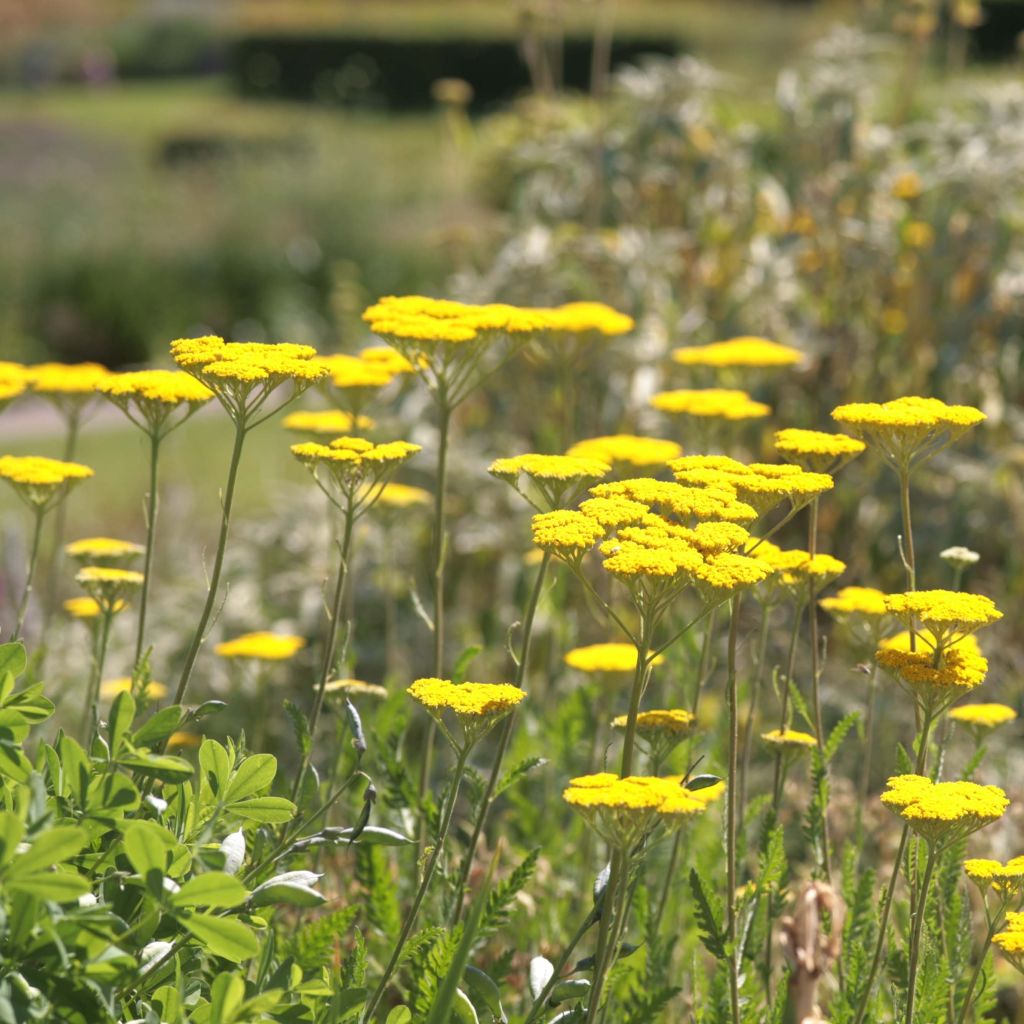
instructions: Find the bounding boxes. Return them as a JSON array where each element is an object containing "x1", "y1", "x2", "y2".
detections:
[{"x1": 940, "y1": 545, "x2": 980, "y2": 568}]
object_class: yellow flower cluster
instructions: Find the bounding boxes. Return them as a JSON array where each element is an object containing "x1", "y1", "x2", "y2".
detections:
[
  {"x1": 881, "y1": 774, "x2": 1009, "y2": 844},
  {"x1": 531, "y1": 510, "x2": 607, "y2": 559},
  {"x1": 100, "y1": 677, "x2": 169, "y2": 700},
  {"x1": 564, "y1": 773, "x2": 723, "y2": 846},
  {"x1": 99, "y1": 369, "x2": 213, "y2": 436},
  {"x1": 76, "y1": 566, "x2": 144, "y2": 613},
  {"x1": 876, "y1": 646, "x2": 987, "y2": 707},
  {"x1": 373, "y1": 482, "x2": 431, "y2": 509},
  {"x1": 761, "y1": 728, "x2": 818, "y2": 750},
  {"x1": 65, "y1": 537, "x2": 144, "y2": 563},
  {"x1": 949, "y1": 703, "x2": 1017, "y2": 730},
  {"x1": 773, "y1": 428, "x2": 866, "y2": 473},
  {"x1": 885, "y1": 590, "x2": 1002, "y2": 652},
  {"x1": 26, "y1": 361, "x2": 111, "y2": 396},
  {"x1": 214, "y1": 632, "x2": 306, "y2": 661},
  {"x1": 540, "y1": 301, "x2": 635, "y2": 336},
  {"x1": 323, "y1": 678, "x2": 388, "y2": 699},
  {"x1": 671, "y1": 336, "x2": 802, "y2": 369},
  {"x1": 651, "y1": 388, "x2": 771, "y2": 421},
  {"x1": 64, "y1": 597, "x2": 126, "y2": 619},
  {"x1": 490, "y1": 453, "x2": 611, "y2": 509},
  {"x1": 565, "y1": 435, "x2": 683, "y2": 468},
  {"x1": 0, "y1": 455, "x2": 94, "y2": 507},
  {"x1": 832, "y1": 396, "x2": 985, "y2": 469},
  {"x1": 564, "y1": 642, "x2": 665, "y2": 674},
  {"x1": 0, "y1": 364, "x2": 26, "y2": 408},
  {"x1": 612, "y1": 709, "x2": 695, "y2": 734},
  {"x1": 964, "y1": 857, "x2": 1024, "y2": 898},
  {"x1": 994, "y1": 913, "x2": 1024, "y2": 964},
  {"x1": 283, "y1": 409, "x2": 375, "y2": 435},
  {"x1": 819, "y1": 586, "x2": 890, "y2": 618},
  {"x1": 407, "y1": 677, "x2": 526, "y2": 719},
  {"x1": 591, "y1": 477, "x2": 757, "y2": 523},
  {"x1": 318, "y1": 352, "x2": 407, "y2": 391}
]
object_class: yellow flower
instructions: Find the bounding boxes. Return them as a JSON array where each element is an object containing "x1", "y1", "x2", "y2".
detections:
[
  {"x1": 407, "y1": 678, "x2": 525, "y2": 718},
  {"x1": 577, "y1": 496, "x2": 650, "y2": 529},
  {"x1": 778, "y1": 553, "x2": 846, "y2": 588},
  {"x1": 761, "y1": 728, "x2": 817, "y2": 750},
  {"x1": 612, "y1": 709, "x2": 695, "y2": 734},
  {"x1": 651, "y1": 387, "x2": 771, "y2": 421},
  {"x1": 99, "y1": 677, "x2": 169, "y2": 700},
  {"x1": 671, "y1": 337, "x2": 802, "y2": 369},
  {"x1": 876, "y1": 646, "x2": 987, "y2": 709},
  {"x1": 282, "y1": 409, "x2": 376, "y2": 435},
  {"x1": 831, "y1": 396, "x2": 985, "y2": 470},
  {"x1": 99, "y1": 370, "x2": 212, "y2": 436},
  {"x1": 167, "y1": 731, "x2": 202, "y2": 749},
  {"x1": 820, "y1": 586, "x2": 890, "y2": 618},
  {"x1": 564, "y1": 642, "x2": 665, "y2": 674},
  {"x1": 64, "y1": 597, "x2": 126, "y2": 619},
  {"x1": 892, "y1": 171, "x2": 923, "y2": 200},
  {"x1": 490, "y1": 453, "x2": 610, "y2": 509},
  {"x1": 531, "y1": 510, "x2": 606, "y2": 560},
  {"x1": 0, "y1": 377, "x2": 26, "y2": 409},
  {"x1": 591, "y1": 478, "x2": 757, "y2": 523},
  {"x1": 214, "y1": 632, "x2": 306, "y2": 661},
  {"x1": 540, "y1": 301, "x2": 635, "y2": 336},
  {"x1": 0, "y1": 455, "x2": 94, "y2": 508},
  {"x1": 26, "y1": 361, "x2": 110, "y2": 399},
  {"x1": 949, "y1": 703, "x2": 1017, "y2": 730},
  {"x1": 689, "y1": 552, "x2": 772, "y2": 603},
  {"x1": 881, "y1": 775, "x2": 1009, "y2": 845},
  {"x1": 372, "y1": 482, "x2": 431, "y2": 509},
  {"x1": 76, "y1": 567, "x2": 144, "y2": 614},
  {"x1": 318, "y1": 353, "x2": 396, "y2": 390},
  {"x1": 902, "y1": 221, "x2": 935, "y2": 249},
  {"x1": 566, "y1": 435, "x2": 683, "y2": 468},
  {"x1": 884, "y1": 590, "x2": 1002, "y2": 652},
  {"x1": 773, "y1": 428, "x2": 866, "y2": 473},
  {"x1": 65, "y1": 537, "x2": 144, "y2": 564},
  {"x1": 323, "y1": 678, "x2": 388, "y2": 699},
  {"x1": 963, "y1": 857, "x2": 1024, "y2": 901}
]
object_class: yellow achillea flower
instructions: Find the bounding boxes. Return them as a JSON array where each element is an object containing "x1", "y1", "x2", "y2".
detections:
[
  {"x1": 0, "y1": 377, "x2": 26, "y2": 409},
  {"x1": 99, "y1": 370, "x2": 213, "y2": 437},
  {"x1": 820, "y1": 586, "x2": 890, "y2": 618},
  {"x1": 773, "y1": 428, "x2": 866, "y2": 474},
  {"x1": 651, "y1": 387, "x2": 771, "y2": 421},
  {"x1": 323, "y1": 678, "x2": 388, "y2": 699},
  {"x1": 778, "y1": 553, "x2": 846, "y2": 588},
  {"x1": 65, "y1": 537, "x2": 144, "y2": 564},
  {"x1": 167, "y1": 731, "x2": 202, "y2": 749},
  {"x1": 885, "y1": 590, "x2": 1001, "y2": 652},
  {"x1": 564, "y1": 642, "x2": 665, "y2": 674},
  {"x1": 831, "y1": 396, "x2": 985, "y2": 470},
  {"x1": 76, "y1": 567, "x2": 144, "y2": 614},
  {"x1": 564, "y1": 773, "x2": 720, "y2": 847},
  {"x1": 408, "y1": 678, "x2": 525, "y2": 717},
  {"x1": 994, "y1": 923, "x2": 1024, "y2": 966},
  {"x1": 612, "y1": 709, "x2": 695, "y2": 734},
  {"x1": 881, "y1": 629, "x2": 982, "y2": 658},
  {"x1": 601, "y1": 536, "x2": 704, "y2": 580},
  {"x1": 671, "y1": 336, "x2": 802, "y2": 369},
  {"x1": 950, "y1": 703, "x2": 1017, "y2": 730},
  {"x1": 214, "y1": 632, "x2": 306, "y2": 661},
  {"x1": 591, "y1": 478, "x2": 757, "y2": 523},
  {"x1": 64, "y1": 596, "x2": 126, "y2": 619},
  {"x1": 100, "y1": 677, "x2": 168, "y2": 700},
  {"x1": 26, "y1": 361, "x2": 110, "y2": 397},
  {"x1": 689, "y1": 552, "x2": 772, "y2": 603},
  {"x1": 964, "y1": 857, "x2": 1024, "y2": 899},
  {"x1": 565, "y1": 434, "x2": 682, "y2": 467},
  {"x1": 577, "y1": 496, "x2": 650, "y2": 529},
  {"x1": 372, "y1": 482, "x2": 431, "y2": 509},
  {"x1": 531, "y1": 510, "x2": 606, "y2": 562},
  {"x1": 490, "y1": 453, "x2": 611, "y2": 510},
  {"x1": 283, "y1": 409, "x2": 376, "y2": 435},
  {"x1": 540, "y1": 302, "x2": 635, "y2": 336},
  {"x1": 359, "y1": 346, "x2": 415, "y2": 375},
  {"x1": 876, "y1": 646, "x2": 987, "y2": 709},
  {"x1": 881, "y1": 775, "x2": 1008, "y2": 845},
  {"x1": 0, "y1": 455, "x2": 94, "y2": 507},
  {"x1": 761, "y1": 728, "x2": 817, "y2": 750},
  {"x1": 318, "y1": 353, "x2": 396, "y2": 390}
]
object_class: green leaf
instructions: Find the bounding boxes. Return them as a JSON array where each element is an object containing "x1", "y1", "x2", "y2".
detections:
[
  {"x1": 284, "y1": 700, "x2": 312, "y2": 759},
  {"x1": 224, "y1": 754, "x2": 277, "y2": 803},
  {"x1": 119, "y1": 752, "x2": 194, "y2": 782},
  {"x1": 182, "y1": 912, "x2": 259, "y2": 962},
  {"x1": 824, "y1": 711, "x2": 861, "y2": 763},
  {"x1": 7, "y1": 826, "x2": 87, "y2": 876},
  {"x1": 689, "y1": 868, "x2": 726, "y2": 961},
  {"x1": 248, "y1": 880, "x2": 325, "y2": 910},
  {"x1": 132, "y1": 706, "x2": 185, "y2": 748},
  {"x1": 199, "y1": 739, "x2": 232, "y2": 795},
  {"x1": 209, "y1": 969, "x2": 245, "y2": 1023},
  {"x1": 0, "y1": 741, "x2": 33, "y2": 782},
  {"x1": 123, "y1": 820, "x2": 176, "y2": 877},
  {"x1": 463, "y1": 965, "x2": 506, "y2": 1023},
  {"x1": 0, "y1": 811, "x2": 25, "y2": 868},
  {"x1": 107, "y1": 691, "x2": 136, "y2": 755},
  {"x1": 451, "y1": 989, "x2": 479, "y2": 1024},
  {"x1": 6, "y1": 869, "x2": 90, "y2": 900},
  {"x1": 495, "y1": 756, "x2": 547, "y2": 798},
  {"x1": 0, "y1": 642, "x2": 27, "y2": 682},
  {"x1": 451, "y1": 645, "x2": 482, "y2": 685},
  {"x1": 385, "y1": 1009, "x2": 412, "y2": 1024},
  {"x1": 171, "y1": 872, "x2": 248, "y2": 910},
  {"x1": 226, "y1": 796, "x2": 295, "y2": 824},
  {"x1": 85, "y1": 772, "x2": 140, "y2": 818}
]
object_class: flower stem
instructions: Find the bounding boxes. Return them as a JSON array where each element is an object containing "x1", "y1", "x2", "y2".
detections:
[
  {"x1": 738, "y1": 602, "x2": 772, "y2": 821},
  {"x1": 449, "y1": 551, "x2": 551, "y2": 925},
  {"x1": 725, "y1": 594, "x2": 742, "y2": 1024},
  {"x1": 84, "y1": 610, "x2": 114, "y2": 743},
  {"x1": 40, "y1": 409, "x2": 80, "y2": 634},
  {"x1": 904, "y1": 843, "x2": 938, "y2": 1024},
  {"x1": 807, "y1": 497, "x2": 832, "y2": 880},
  {"x1": 362, "y1": 744, "x2": 469, "y2": 1024},
  {"x1": 898, "y1": 469, "x2": 917, "y2": 650},
  {"x1": 585, "y1": 848, "x2": 623, "y2": 1024},
  {"x1": 522, "y1": 906, "x2": 598, "y2": 1024},
  {"x1": 956, "y1": 914, "x2": 1001, "y2": 1024},
  {"x1": 172, "y1": 418, "x2": 247, "y2": 708},
  {"x1": 14, "y1": 506, "x2": 46, "y2": 640},
  {"x1": 134, "y1": 431, "x2": 161, "y2": 669}
]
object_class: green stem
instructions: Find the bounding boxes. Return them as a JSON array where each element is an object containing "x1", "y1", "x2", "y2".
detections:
[
  {"x1": 770, "y1": 600, "x2": 804, "y2": 814},
  {"x1": 134, "y1": 431, "x2": 161, "y2": 668},
  {"x1": 585, "y1": 848, "x2": 623, "y2": 1024},
  {"x1": 449, "y1": 551, "x2": 552, "y2": 925},
  {"x1": 41, "y1": 410, "x2": 80, "y2": 634},
  {"x1": 725, "y1": 594, "x2": 742, "y2": 1024},
  {"x1": 522, "y1": 907, "x2": 598, "y2": 1024},
  {"x1": 807, "y1": 498, "x2": 831, "y2": 880},
  {"x1": 172, "y1": 418, "x2": 247, "y2": 709},
  {"x1": 738, "y1": 602, "x2": 772, "y2": 821},
  {"x1": 13, "y1": 506, "x2": 46, "y2": 639},
  {"x1": 904, "y1": 844, "x2": 938, "y2": 1024},
  {"x1": 956, "y1": 913, "x2": 1001, "y2": 1024},
  {"x1": 362, "y1": 744, "x2": 469, "y2": 1024},
  {"x1": 292, "y1": 506, "x2": 356, "y2": 802},
  {"x1": 620, "y1": 623, "x2": 652, "y2": 777},
  {"x1": 899, "y1": 469, "x2": 917, "y2": 650},
  {"x1": 84, "y1": 610, "x2": 114, "y2": 744}
]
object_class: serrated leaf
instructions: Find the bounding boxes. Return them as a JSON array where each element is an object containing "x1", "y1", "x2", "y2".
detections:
[
  {"x1": 824, "y1": 711, "x2": 860, "y2": 763},
  {"x1": 689, "y1": 868, "x2": 726, "y2": 960}
]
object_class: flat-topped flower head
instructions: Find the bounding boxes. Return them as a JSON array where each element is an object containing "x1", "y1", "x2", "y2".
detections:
[
  {"x1": 64, "y1": 596, "x2": 126, "y2": 619},
  {"x1": 323, "y1": 678, "x2": 388, "y2": 699},
  {"x1": 531, "y1": 510, "x2": 606, "y2": 565},
  {"x1": 372, "y1": 482, "x2": 431, "y2": 509},
  {"x1": 100, "y1": 677, "x2": 168, "y2": 701},
  {"x1": 601, "y1": 535, "x2": 704, "y2": 582},
  {"x1": 876, "y1": 645, "x2": 987, "y2": 712},
  {"x1": 0, "y1": 455, "x2": 94, "y2": 508},
  {"x1": 690, "y1": 551, "x2": 772, "y2": 605},
  {"x1": 564, "y1": 773, "x2": 718, "y2": 847},
  {"x1": 26, "y1": 362, "x2": 110, "y2": 417},
  {"x1": 566, "y1": 434, "x2": 682, "y2": 468},
  {"x1": 778, "y1": 552, "x2": 846, "y2": 589},
  {"x1": 564, "y1": 642, "x2": 665, "y2": 674},
  {"x1": 881, "y1": 774, "x2": 1009, "y2": 845},
  {"x1": 99, "y1": 369, "x2": 213, "y2": 437},
  {"x1": 540, "y1": 301, "x2": 635, "y2": 337},
  {"x1": 76, "y1": 566, "x2": 144, "y2": 614},
  {"x1": 171, "y1": 336, "x2": 325, "y2": 423},
  {"x1": 831, "y1": 396, "x2": 985, "y2": 471},
  {"x1": 761, "y1": 728, "x2": 818, "y2": 754},
  {"x1": 591, "y1": 478, "x2": 757, "y2": 524},
  {"x1": 490, "y1": 453, "x2": 611, "y2": 510},
  {"x1": 773, "y1": 428, "x2": 866, "y2": 473},
  {"x1": 884, "y1": 590, "x2": 1002, "y2": 653},
  {"x1": 994, "y1": 920, "x2": 1024, "y2": 969},
  {"x1": 612, "y1": 709, "x2": 695, "y2": 734},
  {"x1": 215, "y1": 631, "x2": 305, "y2": 661},
  {"x1": 651, "y1": 387, "x2": 771, "y2": 421},
  {"x1": 291, "y1": 437, "x2": 420, "y2": 515},
  {"x1": 408, "y1": 677, "x2": 525, "y2": 749},
  {"x1": 940, "y1": 545, "x2": 980, "y2": 570},
  {"x1": 671, "y1": 337, "x2": 802, "y2": 369},
  {"x1": 950, "y1": 703, "x2": 1017, "y2": 732},
  {"x1": 318, "y1": 353, "x2": 396, "y2": 391},
  {"x1": 577, "y1": 496, "x2": 650, "y2": 530},
  {"x1": 282, "y1": 409, "x2": 375, "y2": 435},
  {"x1": 65, "y1": 537, "x2": 144, "y2": 565},
  {"x1": 820, "y1": 586, "x2": 889, "y2": 619}
]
